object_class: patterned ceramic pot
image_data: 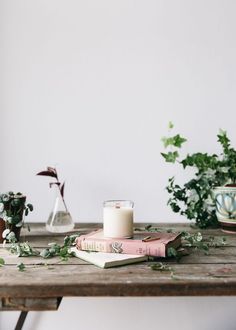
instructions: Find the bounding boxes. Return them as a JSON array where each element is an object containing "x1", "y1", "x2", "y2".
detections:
[{"x1": 213, "y1": 186, "x2": 236, "y2": 233}]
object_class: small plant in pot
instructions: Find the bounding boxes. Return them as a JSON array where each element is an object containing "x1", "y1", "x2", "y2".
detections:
[
  {"x1": 213, "y1": 186, "x2": 236, "y2": 233},
  {"x1": 161, "y1": 123, "x2": 236, "y2": 231},
  {"x1": 0, "y1": 192, "x2": 33, "y2": 243}
]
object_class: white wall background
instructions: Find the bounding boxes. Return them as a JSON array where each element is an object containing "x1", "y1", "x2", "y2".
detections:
[{"x1": 1, "y1": 0, "x2": 236, "y2": 329}]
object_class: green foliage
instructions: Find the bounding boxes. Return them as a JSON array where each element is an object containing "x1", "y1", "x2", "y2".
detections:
[
  {"x1": 10, "y1": 242, "x2": 40, "y2": 257},
  {"x1": 161, "y1": 126, "x2": 236, "y2": 228},
  {"x1": 0, "y1": 192, "x2": 33, "y2": 241},
  {"x1": 161, "y1": 151, "x2": 179, "y2": 163},
  {"x1": 150, "y1": 262, "x2": 172, "y2": 271},
  {"x1": 181, "y1": 231, "x2": 227, "y2": 255},
  {"x1": 9, "y1": 234, "x2": 79, "y2": 264},
  {"x1": 167, "y1": 247, "x2": 179, "y2": 258},
  {"x1": 162, "y1": 134, "x2": 187, "y2": 149},
  {"x1": 40, "y1": 234, "x2": 79, "y2": 261},
  {"x1": 0, "y1": 257, "x2": 5, "y2": 266},
  {"x1": 17, "y1": 262, "x2": 26, "y2": 272},
  {"x1": 6, "y1": 234, "x2": 80, "y2": 272},
  {"x1": 181, "y1": 231, "x2": 209, "y2": 254},
  {"x1": 168, "y1": 121, "x2": 174, "y2": 129},
  {"x1": 144, "y1": 225, "x2": 227, "y2": 260}
]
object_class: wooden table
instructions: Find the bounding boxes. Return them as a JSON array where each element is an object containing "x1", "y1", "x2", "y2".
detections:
[{"x1": 0, "y1": 223, "x2": 236, "y2": 329}]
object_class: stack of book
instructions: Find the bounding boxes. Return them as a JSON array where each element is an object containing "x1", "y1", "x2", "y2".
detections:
[{"x1": 72, "y1": 229, "x2": 181, "y2": 268}]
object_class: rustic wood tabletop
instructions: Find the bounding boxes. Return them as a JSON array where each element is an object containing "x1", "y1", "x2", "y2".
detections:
[{"x1": 0, "y1": 222, "x2": 236, "y2": 314}]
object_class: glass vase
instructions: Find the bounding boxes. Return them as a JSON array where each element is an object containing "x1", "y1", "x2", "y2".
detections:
[{"x1": 46, "y1": 186, "x2": 74, "y2": 233}]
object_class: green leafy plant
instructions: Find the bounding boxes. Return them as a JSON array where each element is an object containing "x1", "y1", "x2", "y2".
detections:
[
  {"x1": 9, "y1": 234, "x2": 79, "y2": 262},
  {"x1": 161, "y1": 123, "x2": 236, "y2": 228},
  {"x1": 143, "y1": 225, "x2": 227, "y2": 260},
  {"x1": 17, "y1": 262, "x2": 26, "y2": 272},
  {"x1": 0, "y1": 192, "x2": 33, "y2": 242},
  {"x1": 0, "y1": 257, "x2": 5, "y2": 267},
  {"x1": 9, "y1": 241, "x2": 40, "y2": 257},
  {"x1": 40, "y1": 234, "x2": 78, "y2": 261}
]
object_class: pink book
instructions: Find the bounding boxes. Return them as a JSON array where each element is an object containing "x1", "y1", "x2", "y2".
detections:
[{"x1": 76, "y1": 229, "x2": 181, "y2": 257}]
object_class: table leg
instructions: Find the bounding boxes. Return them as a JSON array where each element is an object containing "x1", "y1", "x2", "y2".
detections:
[{"x1": 15, "y1": 311, "x2": 28, "y2": 330}]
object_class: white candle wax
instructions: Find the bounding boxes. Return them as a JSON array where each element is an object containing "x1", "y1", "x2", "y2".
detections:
[{"x1": 103, "y1": 203, "x2": 134, "y2": 238}]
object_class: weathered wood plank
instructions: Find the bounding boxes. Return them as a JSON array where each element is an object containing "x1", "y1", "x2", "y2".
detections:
[
  {"x1": 0, "y1": 222, "x2": 235, "y2": 265},
  {"x1": 0, "y1": 263, "x2": 236, "y2": 297},
  {"x1": 0, "y1": 223, "x2": 236, "y2": 300},
  {"x1": 0, "y1": 246, "x2": 235, "y2": 265},
  {"x1": 0, "y1": 297, "x2": 61, "y2": 311}
]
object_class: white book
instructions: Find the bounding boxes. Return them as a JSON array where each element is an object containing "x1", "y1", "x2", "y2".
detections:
[{"x1": 71, "y1": 247, "x2": 147, "y2": 268}]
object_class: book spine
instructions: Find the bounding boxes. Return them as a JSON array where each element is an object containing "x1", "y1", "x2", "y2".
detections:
[
  {"x1": 76, "y1": 237, "x2": 166, "y2": 257},
  {"x1": 78, "y1": 238, "x2": 111, "y2": 253}
]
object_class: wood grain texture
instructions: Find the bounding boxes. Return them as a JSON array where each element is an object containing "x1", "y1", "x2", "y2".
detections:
[
  {"x1": 0, "y1": 223, "x2": 235, "y2": 303},
  {"x1": 0, "y1": 297, "x2": 61, "y2": 311}
]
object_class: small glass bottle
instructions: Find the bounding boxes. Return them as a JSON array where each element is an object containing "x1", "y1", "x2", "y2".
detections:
[{"x1": 46, "y1": 186, "x2": 74, "y2": 233}]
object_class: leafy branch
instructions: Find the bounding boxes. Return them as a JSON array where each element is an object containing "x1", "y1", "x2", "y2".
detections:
[
  {"x1": 146, "y1": 225, "x2": 227, "y2": 276},
  {"x1": 40, "y1": 234, "x2": 78, "y2": 260},
  {"x1": 161, "y1": 124, "x2": 236, "y2": 228},
  {"x1": 9, "y1": 234, "x2": 79, "y2": 262},
  {"x1": 149, "y1": 262, "x2": 172, "y2": 271},
  {"x1": 143, "y1": 225, "x2": 227, "y2": 260},
  {"x1": 37, "y1": 167, "x2": 68, "y2": 212}
]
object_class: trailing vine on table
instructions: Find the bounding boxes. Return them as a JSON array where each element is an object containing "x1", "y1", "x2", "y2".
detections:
[{"x1": 1, "y1": 225, "x2": 227, "y2": 272}]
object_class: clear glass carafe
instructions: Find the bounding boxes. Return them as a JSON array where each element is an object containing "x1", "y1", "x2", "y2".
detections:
[{"x1": 46, "y1": 186, "x2": 74, "y2": 233}]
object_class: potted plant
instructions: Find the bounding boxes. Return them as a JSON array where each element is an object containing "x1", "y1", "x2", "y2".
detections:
[
  {"x1": 0, "y1": 192, "x2": 33, "y2": 242},
  {"x1": 213, "y1": 186, "x2": 236, "y2": 233},
  {"x1": 161, "y1": 123, "x2": 236, "y2": 230}
]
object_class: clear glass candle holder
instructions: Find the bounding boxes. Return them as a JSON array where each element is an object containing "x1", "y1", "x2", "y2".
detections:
[{"x1": 103, "y1": 200, "x2": 134, "y2": 238}]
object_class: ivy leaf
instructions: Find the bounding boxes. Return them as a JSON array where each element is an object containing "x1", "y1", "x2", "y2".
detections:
[
  {"x1": 168, "y1": 121, "x2": 174, "y2": 129},
  {"x1": 161, "y1": 151, "x2": 179, "y2": 163},
  {"x1": 181, "y1": 153, "x2": 218, "y2": 170},
  {"x1": 39, "y1": 234, "x2": 80, "y2": 260},
  {"x1": 162, "y1": 135, "x2": 187, "y2": 149},
  {"x1": 17, "y1": 263, "x2": 25, "y2": 272},
  {"x1": 150, "y1": 262, "x2": 172, "y2": 271},
  {"x1": 169, "y1": 202, "x2": 181, "y2": 213},
  {"x1": 0, "y1": 258, "x2": 5, "y2": 267},
  {"x1": 27, "y1": 204, "x2": 33, "y2": 211},
  {"x1": 167, "y1": 247, "x2": 178, "y2": 258},
  {"x1": 172, "y1": 134, "x2": 187, "y2": 148},
  {"x1": 10, "y1": 242, "x2": 40, "y2": 257},
  {"x1": 64, "y1": 234, "x2": 78, "y2": 246},
  {"x1": 217, "y1": 130, "x2": 231, "y2": 152},
  {"x1": 40, "y1": 248, "x2": 52, "y2": 259}
]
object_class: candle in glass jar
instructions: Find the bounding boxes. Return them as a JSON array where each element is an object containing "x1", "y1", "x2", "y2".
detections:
[{"x1": 103, "y1": 200, "x2": 134, "y2": 238}]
